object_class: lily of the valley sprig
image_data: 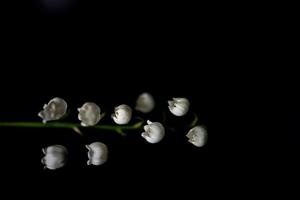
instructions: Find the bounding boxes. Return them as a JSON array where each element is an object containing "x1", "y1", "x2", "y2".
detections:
[{"x1": 0, "y1": 93, "x2": 207, "y2": 170}]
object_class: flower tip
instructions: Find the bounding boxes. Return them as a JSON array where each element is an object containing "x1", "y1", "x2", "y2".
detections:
[
  {"x1": 80, "y1": 122, "x2": 88, "y2": 127},
  {"x1": 141, "y1": 132, "x2": 148, "y2": 138}
]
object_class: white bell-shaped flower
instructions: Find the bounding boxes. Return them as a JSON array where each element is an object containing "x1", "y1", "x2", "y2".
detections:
[
  {"x1": 86, "y1": 142, "x2": 108, "y2": 166},
  {"x1": 141, "y1": 120, "x2": 165, "y2": 144},
  {"x1": 168, "y1": 97, "x2": 190, "y2": 116},
  {"x1": 78, "y1": 102, "x2": 105, "y2": 127},
  {"x1": 111, "y1": 104, "x2": 132, "y2": 125},
  {"x1": 41, "y1": 145, "x2": 68, "y2": 170},
  {"x1": 135, "y1": 92, "x2": 155, "y2": 113},
  {"x1": 186, "y1": 126, "x2": 207, "y2": 147},
  {"x1": 38, "y1": 97, "x2": 68, "y2": 123}
]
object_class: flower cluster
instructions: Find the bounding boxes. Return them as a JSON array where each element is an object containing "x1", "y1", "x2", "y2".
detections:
[{"x1": 37, "y1": 93, "x2": 207, "y2": 170}]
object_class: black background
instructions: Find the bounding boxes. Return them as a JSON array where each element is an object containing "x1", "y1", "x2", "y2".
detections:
[{"x1": 0, "y1": 0, "x2": 280, "y2": 196}]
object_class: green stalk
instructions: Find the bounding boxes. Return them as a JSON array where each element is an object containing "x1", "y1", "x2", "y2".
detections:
[{"x1": 0, "y1": 120, "x2": 145, "y2": 136}]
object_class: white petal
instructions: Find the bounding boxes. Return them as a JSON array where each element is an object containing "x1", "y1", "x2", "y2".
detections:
[
  {"x1": 135, "y1": 93, "x2": 155, "y2": 113},
  {"x1": 112, "y1": 104, "x2": 132, "y2": 125},
  {"x1": 78, "y1": 102, "x2": 104, "y2": 126},
  {"x1": 141, "y1": 121, "x2": 165, "y2": 144},
  {"x1": 168, "y1": 97, "x2": 190, "y2": 116},
  {"x1": 186, "y1": 126, "x2": 207, "y2": 147},
  {"x1": 38, "y1": 97, "x2": 68, "y2": 123},
  {"x1": 42, "y1": 145, "x2": 68, "y2": 170},
  {"x1": 86, "y1": 142, "x2": 108, "y2": 166}
]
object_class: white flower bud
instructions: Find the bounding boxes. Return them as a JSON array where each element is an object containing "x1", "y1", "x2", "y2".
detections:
[
  {"x1": 135, "y1": 92, "x2": 155, "y2": 113},
  {"x1": 141, "y1": 120, "x2": 165, "y2": 144},
  {"x1": 168, "y1": 98, "x2": 190, "y2": 116},
  {"x1": 186, "y1": 126, "x2": 207, "y2": 147},
  {"x1": 111, "y1": 104, "x2": 132, "y2": 125},
  {"x1": 78, "y1": 102, "x2": 105, "y2": 127},
  {"x1": 41, "y1": 145, "x2": 68, "y2": 170},
  {"x1": 38, "y1": 97, "x2": 67, "y2": 123},
  {"x1": 86, "y1": 142, "x2": 108, "y2": 166}
]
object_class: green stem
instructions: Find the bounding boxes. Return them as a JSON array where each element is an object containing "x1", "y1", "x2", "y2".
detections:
[
  {"x1": 0, "y1": 120, "x2": 145, "y2": 136},
  {"x1": 189, "y1": 113, "x2": 199, "y2": 128}
]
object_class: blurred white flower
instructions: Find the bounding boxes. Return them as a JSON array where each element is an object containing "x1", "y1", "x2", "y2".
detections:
[
  {"x1": 86, "y1": 142, "x2": 108, "y2": 166},
  {"x1": 41, "y1": 145, "x2": 68, "y2": 170},
  {"x1": 135, "y1": 92, "x2": 155, "y2": 113},
  {"x1": 78, "y1": 102, "x2": 105, "y2": 127},
  {"x1": 186, "y1": 126, "x2": 207, "y2": 147},
  {"x1": 111, "y1": 104, "x2": 132, "y2": 125},
  {"x1": 168, "y1": 98, "x2": 190, "y2": 116},
  {"x1": 141, "y1": 120, "x2": 165, "y2": 144},
  {"x1": 38, "y1": 97, "x2": 68, "y2": 123}
]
